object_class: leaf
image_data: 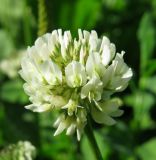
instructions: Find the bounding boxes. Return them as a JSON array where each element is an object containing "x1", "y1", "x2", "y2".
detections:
[
  {"x1": 0, "y1": 0, "x2": 24, "y2": 21},
  {"x1": 137, "y1": 12, "x2": 155, "y2": 72},
  {"x1": 0, "y1": 30, "x2": 15, "y2": 59},
  {"x1": 137, "y1": 138, "x2": 156, "y2": 160},
  {"x1": 103, "y1": 0, "x2": 127, "y2": 11},
  {"x1": 0, "y1": 79, "x2": 28, "y2": 104},
  {"x1": 0, "y1": 0, "x2": 25, "y2": 40},
  {"x1": 140, "y1": 76, "x2": 156, "y2": 94},
  {"x1": 124, "y1": 91, "x2": 155, "y2": 129},
  {"x1": 144, "y1": 60, "x2": 156, "y2": 76},
  {"x1": 73, "y1": 0, "x2": 101, "y2": 29}
]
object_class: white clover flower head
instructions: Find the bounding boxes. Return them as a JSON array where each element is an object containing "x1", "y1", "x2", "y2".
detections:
[
  {"x1": 19, "y1": 29, "x2": 133, "y2": 140},
  {"x1": 0, "y1": 141, "x2": 36, "y2": 160}
]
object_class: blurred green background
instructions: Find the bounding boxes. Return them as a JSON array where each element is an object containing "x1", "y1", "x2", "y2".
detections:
[{"x1": 0, "y1": 0, "x2": 156, "y2": 159}]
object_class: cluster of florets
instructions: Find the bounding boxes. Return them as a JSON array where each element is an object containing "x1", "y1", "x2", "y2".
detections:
[{"x1": 19, "y1": 29, "x2": 133, "y2": 140}]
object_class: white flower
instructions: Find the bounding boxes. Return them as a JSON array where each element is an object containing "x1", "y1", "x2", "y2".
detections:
[
  {"x1": 0, "y1": 141, "x2": 36, "y2": 160},
  {"x1": 19, "y1": 29, "x2": 133, "y2": 140}
]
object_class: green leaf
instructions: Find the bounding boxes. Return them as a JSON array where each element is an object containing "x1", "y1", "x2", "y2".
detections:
[
  {"x1": 73, "y1": 0, "x2": 101, "y2": 30},
  {"x1": 144, "y1": 60, "x2": 156, "y2": 76},
  {"x1": 137, "y1": 138, "x2": 156, "y2": 160},
  {"x1": 124, "y1": 91, "x2": 155, "y2": 129},
  {"x1": 0, "y1": 0, "x2": 24, "y2": 21},
  {"x1": 137, "y1": 12, "x2": 155, "y2": 72},
  {"x1": 0, "y1": 0, "x2": 25, "y2": 40},
  {"x1": 140, "y1": 76, "x2": 156, "y2": 94},
  {"x1": 103, "y1": 0, "x2": 127, "y2": 11},
  {"x1": 0, "y1": 79, "x2": 28, "y2": 104},
  {"x1": 0, "y1": 30, "x2": 15, "y2": 59}
]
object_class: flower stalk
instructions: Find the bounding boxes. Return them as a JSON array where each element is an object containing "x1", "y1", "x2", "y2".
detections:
[
  {"x1": 38, "y1": 0, "x2": 48, "y2": 36},
  {"x1": 85, "y1": 116, "x2": 103, "y2": 160}
]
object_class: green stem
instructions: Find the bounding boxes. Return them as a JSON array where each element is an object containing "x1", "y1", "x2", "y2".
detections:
[{"x1": 85, "y1": 117, "x2": 103, "y2": 160}]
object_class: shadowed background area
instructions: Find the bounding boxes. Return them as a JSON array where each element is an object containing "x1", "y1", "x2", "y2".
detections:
[{"x1": 0, "y1": 0, "x2": 156, "y2": 159}]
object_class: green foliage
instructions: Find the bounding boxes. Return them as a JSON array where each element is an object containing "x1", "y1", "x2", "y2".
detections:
[
  {"x1": 138, "y1": 12, "x2": 155, "y2": 73},
  {"x1": 0, "y1": 79, "x2": 28, "y2": 104},
  {"x1": 103, "y1": 0, "x2": 127, "y2": 11},
  {"x1": 0, "y1": 30, "x2": 15, "y2": 58},
  {"x1": 125, "y1": 91, "x2": 155, "y2": 129},
  {"x1": 73, "y1": 0, "x2": 101, "y2": 30},
  {"x1": 137, "y1": 138, "x2": 156, "y2": 160},
  {"x1": 0, "y1": 0, "x2": 156, "y2": 159}
]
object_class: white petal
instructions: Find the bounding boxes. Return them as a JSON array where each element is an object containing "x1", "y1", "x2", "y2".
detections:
[
  {"x1": 100, "y1": 36, "x2": 110, "y2": 50},
  {"x1": 110, "y1": 43, "x2": 116, "y2": 60},
  {"x1": 78, "y1": 29, "x2": 83, "y2": 39},
  {"x1": 102, "y1": 65, "x2": 114, "y2": 87},
  {"x1": 101, "y1": 99, "x2": 122, "y2": 113},
  {"x1": 91, "y1": 106, "x2": 116, "y2": 125},
  {"x1": 27, "y1": 46, "x2": 41, "y2": 63},
  {"x1": 65, "y1": 61, "x2": 87, "y2": 87},
  {"x1": 38, "y1": 44, "x2": 50, "y2": 60},
  {"x1": 122, "y1": 68, "x2": 133, "y2": 79},
  {"x1": 89, "y1": 33, "x2": 98, "y2": 51},
  {"x1": 20, "y1": 57, "x2": 43, "y2": 83},
  {"x1": 58, "y1": 29, "x2": 63, "y2": 42},
  {"x1": 101, "y1": 45, "x2": 111, "y2": 66},
  {"x1": 40, "y1": 60, "x2": 62, "y2": 85},
  {"x1": 83, "y1": 30, "x2": 90, "y2": 40},
  {"x1": 86, "y1": 52, "x2": 104, "y2": 77},
  {"x1": 53, "y1": 114, "x2": 65, "y2": 127},
  {"x1": 54, "y1": 122, "x2": 66, "y2": 136},
  {"x1": 77, "y1": 129, "x2": 81, "y2": 141},
  {"x1": 115, "y1": 82, "x2": 129, "y2": 92},
  {"x1": 35, "y1": 37, "x2": 45, "y2": 48},
  {"x1": 66, "y1": 124, "x2": 76, "y2": 135},
  {"x1": 113, "y1": 53, "x2": 124, "y2": 73},
  {"x1": 81, "y1": 76, "x2": 103, "y2": 101},
  {"x1": 25, "y1": 103, "x2": 51, "y2": 112},
  {"x1": 64, "y1": 31, "x2": 71, "y2": 48},
  {"x1": 60, "y1": 41, "x2": 67, "y2": 59}
]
